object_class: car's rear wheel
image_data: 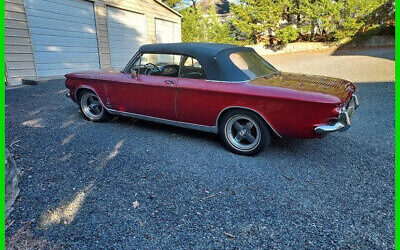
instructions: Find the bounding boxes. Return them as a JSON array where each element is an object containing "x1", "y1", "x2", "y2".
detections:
[
  {"x1": 219, "y1": 110, "x2": 270, "y2": 156},
  {"x1": 79, "y1": 91, "x2": 110, "y2": 122}
]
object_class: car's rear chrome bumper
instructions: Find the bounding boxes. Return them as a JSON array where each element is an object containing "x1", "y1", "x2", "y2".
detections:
[{"x1": 315, "y1": 94, "x2": 359, "y2": 134}]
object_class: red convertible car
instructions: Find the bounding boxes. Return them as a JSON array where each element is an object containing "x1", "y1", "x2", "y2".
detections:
[{"x1": 65, "y1": 43, "x2": 358, "y2": 155}]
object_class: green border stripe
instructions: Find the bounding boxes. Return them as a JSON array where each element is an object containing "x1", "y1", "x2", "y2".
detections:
[
  {"x1": 395, "y1": 0, "x2": 399, "y2": 247},
  {"x1": 1, "y1": 0, "x2": 5, "y2": 247}
]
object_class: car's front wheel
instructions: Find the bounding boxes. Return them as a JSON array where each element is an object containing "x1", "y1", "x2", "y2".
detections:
[
  {"x1": 79, "y1": 90, "x2": 110, "y2": 122},
  {"x1": 219, "y1": 110, "x2": 270, "y2": 156}
]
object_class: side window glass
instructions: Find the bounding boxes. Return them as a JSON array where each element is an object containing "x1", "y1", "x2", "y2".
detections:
[
  {"x1": 184, "y1": 57, "x2": 193, "y2": 67},
  {"x1": 193, "y1": 58, "x2": 201, "y2": 68},
  {"x1": 131, "y1": 53, "x2": 181, "y2": 77},
  {"x1": 179, "y1": 56, "x2": 206, "y2": 79}
]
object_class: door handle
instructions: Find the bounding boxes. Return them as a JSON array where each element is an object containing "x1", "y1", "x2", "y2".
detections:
[{"x1": 165, "y1": 80, "x2": 174, "y2": 85}]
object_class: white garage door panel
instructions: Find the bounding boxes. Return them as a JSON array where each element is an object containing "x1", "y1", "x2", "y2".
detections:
[
  {"x1": 156, "y1": 19, "x2": 181, "y2": 44},
  {"x1": 25, "y1": 0, "x2": 94, "y2": 17},
  {"x1": 107, "y1": 7, "x2": 146, "y2": 69},
  {"x1": 37, "y1": 62, "x2": 100, "y2": 70},
  {"x1": 33, "y1": 45, "x2": 98, "y2": 53},
  {"x1": 25, "y1": 0, "x2": 100, "y2": 76},
  {"x1": 26, "y1": 9, "x2": 95, "y2": 25},
  {"x1": 174, "y1": 23, "x2": 182, "y2": 42},
  {"x1": 30, "y1": 27, "x2": 96, "y2": 39},
  {"x1": 108, "y1": 29, "x2": 144, "y2": 38},
  {"x1": 31, "y1": 36, "x2": 97, "y2": 47},
  {"x1": 27, "y1": 16, "x2": 96, "y2": 33},
  {"x1": 34, "y1": 51, "x2": 100, "y2": 60},
  {"x1": 156, "y1": 19, "x2": 173, "y2": 43},
  {"x1": 108, "y1": 37, "x2": 141, "y2": 47},
  {"x1": 37, "y1": 63, "x2": 100, "y2": 76}
]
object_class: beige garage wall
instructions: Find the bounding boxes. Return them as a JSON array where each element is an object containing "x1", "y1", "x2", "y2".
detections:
[
  {"x1": 5, "y1": 0, "x2": 181, "y2": 85},
  {"x1": 5, "y1": 0, "x2": 37, "y2": 85}
]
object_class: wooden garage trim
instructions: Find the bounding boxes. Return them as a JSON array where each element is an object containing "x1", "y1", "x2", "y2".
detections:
[
  {"x1": 94, "y1": 1, "x2": 112, "y2": 68},
  {"x1": 104, "y1": 2, "x2": 146, "y2": 14},
  {"x1": 153, "y1": 0, "x2": 182, "y2": 17}
]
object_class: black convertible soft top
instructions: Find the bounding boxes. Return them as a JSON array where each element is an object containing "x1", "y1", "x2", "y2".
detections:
[{"x1": 136, "y1": 42, "x2": 256, "y2": 82}]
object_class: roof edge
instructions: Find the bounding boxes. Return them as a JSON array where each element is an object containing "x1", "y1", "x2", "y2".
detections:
[{"x1": 154, "y1": 0, "x2": 183, "y2": 18}]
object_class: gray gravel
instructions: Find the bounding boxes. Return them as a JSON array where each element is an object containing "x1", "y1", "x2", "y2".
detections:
[{"x1": 5, "y1": 79, "x2": 394, "y2": 249}]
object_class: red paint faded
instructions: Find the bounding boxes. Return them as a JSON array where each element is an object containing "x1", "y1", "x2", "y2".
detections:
[{"x1": 65, "y1": 70, "x2": 355, "y2": 139}]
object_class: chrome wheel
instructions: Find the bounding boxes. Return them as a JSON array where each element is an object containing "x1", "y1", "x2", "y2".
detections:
[
  {"x1": 225, "y1": 115, "x2": 261, "y2": 152},
  {"x1": 80, "y1": 92, "x2": 103, "y2": 120}
]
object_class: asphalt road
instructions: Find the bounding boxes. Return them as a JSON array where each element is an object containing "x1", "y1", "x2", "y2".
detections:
[{"x1": 5, "y1": 49, "x2": 394, "y2": 249}]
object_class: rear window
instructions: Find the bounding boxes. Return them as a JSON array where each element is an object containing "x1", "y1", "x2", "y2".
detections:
[{"x1": 230, "y1": 51, "x2": 277, "y2": 80}]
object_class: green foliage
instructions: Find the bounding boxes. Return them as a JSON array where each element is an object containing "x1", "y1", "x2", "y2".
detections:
[
  {"x1": 205, "y1": 6, "x2": 236, "y2": 43},
  {"x1": 276, "y1": 26, "x2": 299, "y2": 44},
  {"x1": 288, "y1": 0, "x2": 389, "y2": 41},
  {"x1": 230, "y1": 0, "x2": 292, "y2": 44},
  {"x1": 296, "y1": 0, "x2": 341, "y2": 40},
  {"x1": 181, "y1": 7, "x2": 207, "y2": 42},
  {"x1": 178, "y1": 0, "x2": 391, "y2": 45},
  {"x1": 333, "y1": 16, "x2": 359, "y2": 40},
  {"x1": 334, "y1": 0, "x2": 388, "y2": 40},
  {"x1": 181, "y1": 5, "x2": 236, "y2": 43}
]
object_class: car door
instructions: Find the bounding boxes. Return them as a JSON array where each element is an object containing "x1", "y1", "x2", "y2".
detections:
[
  {"x1": 105, "y1": 53, "x2": 179, "y2": 121},
  {"x1": 176, "y1": 56, "x2": 221, "y2": 126}
]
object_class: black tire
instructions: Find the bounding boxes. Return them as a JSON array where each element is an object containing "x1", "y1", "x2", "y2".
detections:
[
  {"x1": 78, "y1": 90, "x2": 111, "y2": 122},
  {"x1": 219, "y1": 109, "x2": 270, "y2": 156}
]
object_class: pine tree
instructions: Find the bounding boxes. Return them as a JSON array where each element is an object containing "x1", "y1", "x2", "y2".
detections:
[
  {"x1": 205, "y1": 6, "x2": 235, "y2": 43},
  {"x1": 296, "y1": 0, "x2": 341, "y2": 41},
  {"x1": 334, "y1": 0, "x2": 388, "y2": 40},
  {"x1": 230, "y1": 0, "x2": 292, "y2": 44},
  {"x1": 181, "y1": 6, "x2": 207, "y2": 42}
]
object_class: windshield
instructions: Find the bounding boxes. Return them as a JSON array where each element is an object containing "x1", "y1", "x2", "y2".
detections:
[{"x1": 230, "y1": 51, "x2": 278, "y2": 80}]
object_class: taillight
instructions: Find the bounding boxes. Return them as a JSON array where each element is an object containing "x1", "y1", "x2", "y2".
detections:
[{"x1": 332, "y1": 106, "x2": 340, "y2": 116}]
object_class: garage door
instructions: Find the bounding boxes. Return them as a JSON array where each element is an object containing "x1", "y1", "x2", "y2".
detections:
[
  {"x1": 107, "y1": 7, "x2": 146, "y2": 69},
  {"x1": 24, "y1": 0, "x2": 100, "y2": 76},
  {"x1": 155, "y1": 19, "x2": 181, "y2": 43}
]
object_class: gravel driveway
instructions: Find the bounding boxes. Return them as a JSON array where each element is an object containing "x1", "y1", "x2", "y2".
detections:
[{"x1": 5, "y1": 49, "x2": 394, "y2": 249}]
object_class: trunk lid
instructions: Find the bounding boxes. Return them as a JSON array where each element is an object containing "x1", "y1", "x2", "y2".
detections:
[{"x1": 250, "y1": 72, "x2": 355, "y2": 102}]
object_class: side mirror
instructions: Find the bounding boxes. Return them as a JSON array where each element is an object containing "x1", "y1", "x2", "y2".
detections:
[{"x1": 130, "y1": 69, "x2": 137, "y2": 78}]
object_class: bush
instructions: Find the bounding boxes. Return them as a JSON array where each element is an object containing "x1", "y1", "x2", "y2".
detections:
[
  {"x1": 230, "y1": 0, "x2": 291, "y2": 44},
  {"x1": 181, "y1": 5, "x2": 237, "y2": 44},
  {"x1": 205, "y1": 6, "x2": 236, "y2": 44},
  {"x1": 333, "y1": 0, "x2": 388, "y2": 40},
  {"x1": 276, "y1": 26, "x2": 299, "y2": 45},
  {"x1": 181, "y1": 7, "x2": 207, "y2": 42}
]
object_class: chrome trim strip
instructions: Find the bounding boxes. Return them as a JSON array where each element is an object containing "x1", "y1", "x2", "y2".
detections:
[
  {"x1": 74, "y1": 87, "x2": 218, "y2": 133},
  {"x1": 205, "y1": 79, "x2": 249, "y2": 83},
  {"x1": 352, "y1": 93, "x2": 359, "y2": 109},
  {"x1": 215, "y1": 106, "x2": 282, "y2": 138},
  {"x1": 107, "y1": 109, "x2": 218, "y2": 133},
  {"x1": 74, "y1": 88, "x2": 281, "y2": 136}
]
